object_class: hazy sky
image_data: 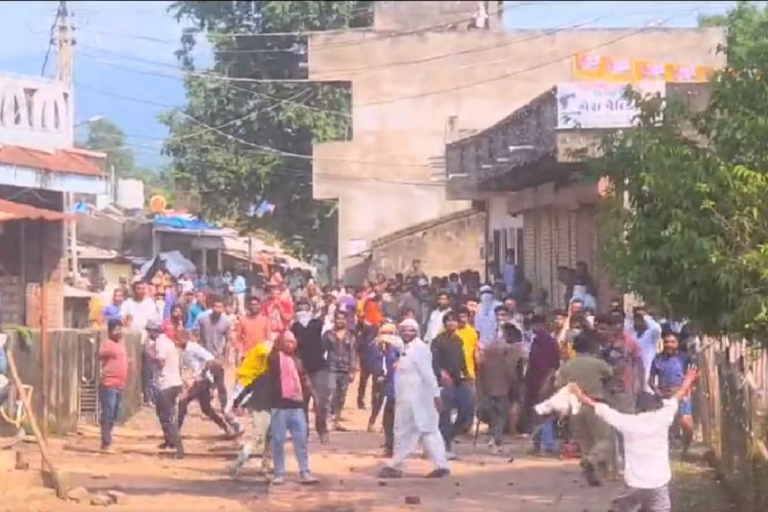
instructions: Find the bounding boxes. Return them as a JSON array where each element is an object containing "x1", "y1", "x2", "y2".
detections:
[{"x1": 0, "y1": 1, "x2": 738, "y2": 166}]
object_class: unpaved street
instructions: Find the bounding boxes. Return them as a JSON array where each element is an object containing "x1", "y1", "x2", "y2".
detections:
[{"x1": 1, "y1": 402, "x2": 622, "y2": 512}]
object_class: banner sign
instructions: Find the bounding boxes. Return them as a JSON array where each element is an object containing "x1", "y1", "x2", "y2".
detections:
[
  {"x1": 556, "y1": 81, "x2": 666, "y2": 130},
  {"x1": 572, "y1": 53, "x2": 714, "y2": 83}
]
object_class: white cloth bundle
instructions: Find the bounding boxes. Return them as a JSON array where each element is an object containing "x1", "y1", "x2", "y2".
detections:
[{"x1": 534, "y1": 385, "x2": 581, "y2": 416}]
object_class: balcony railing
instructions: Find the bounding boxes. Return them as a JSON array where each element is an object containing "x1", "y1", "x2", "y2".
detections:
[{"x1": 0, "y1": 73, "x2": 73, "y2": 150}]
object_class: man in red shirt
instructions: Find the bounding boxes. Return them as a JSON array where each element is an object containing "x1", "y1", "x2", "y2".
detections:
[
  {"x1": 99, "y1": 318, "x2": 129, "y2": 452},
  {"x1": 262, "y1": 285, "x2": 294, "y2": 342}
]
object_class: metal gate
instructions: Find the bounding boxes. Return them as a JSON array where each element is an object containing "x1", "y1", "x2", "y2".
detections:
[{"x1": 77, "y1": 335, "x2": 100, "y2": 425}]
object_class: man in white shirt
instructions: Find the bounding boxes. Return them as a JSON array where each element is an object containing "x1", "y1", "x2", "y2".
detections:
[
  {"x1": 424, "y1": 292, "x2": 451, "y2": 344},
  {"x1": 144, "y1": 321, "x2": 184, "y2": 459},
  {"x1": 120, "y1": 281, "x2": 161, "y2": 333},
  {"x1": 627, "y1": 307, "x2": 662, "y2": 393},
  {"x1": 122, "y1": 281, "x2": 162, "y2": 406},
  {"x1": 569, "y1": 366, "x2": 699, "y2": 512},
  {"x1": 176, "y1": 331, "x2": 232, "y2": 436}
]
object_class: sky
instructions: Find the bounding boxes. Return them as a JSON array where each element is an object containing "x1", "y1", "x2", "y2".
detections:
[{"x1": 0, "y1": 1, "x2": 738, "y2": 167}]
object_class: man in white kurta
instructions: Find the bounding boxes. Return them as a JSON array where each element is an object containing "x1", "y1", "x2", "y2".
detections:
[{"x1": 379, "y1": 319, "x2": 450, "y2": 479}]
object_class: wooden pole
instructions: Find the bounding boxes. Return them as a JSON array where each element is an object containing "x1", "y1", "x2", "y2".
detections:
[
  {"x1": 5, "y1": 348, "x2": 70, "y2": 496},
  {"x1": 40, "y1": 222, "x2": 50, "y2": 439}
]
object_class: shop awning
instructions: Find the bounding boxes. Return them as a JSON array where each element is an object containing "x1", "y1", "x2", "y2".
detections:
[{"x1": 0, "y1": 199, "x2": 72, "y2": 222}]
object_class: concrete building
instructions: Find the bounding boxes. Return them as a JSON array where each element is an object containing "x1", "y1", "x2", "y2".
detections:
[
  {"x1": 445, "y1": 81, "x2": 715, "y2": 311},
  {"x1": 0, "y1": 73, "x2": 108, "y2": 329},
  {"x1": 309, "y1": 0, "x2": 724, "y2": 283}
]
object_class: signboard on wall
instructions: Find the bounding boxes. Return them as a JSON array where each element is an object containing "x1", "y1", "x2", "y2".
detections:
[
  {"x1": 572, "y1": 53, "x2": 714, "y2": 83},
  {"x1": 347, "y1": 238, "x2": 369, "y2": 257},
  {"x1": 556, "y1": 81, "x2": 666, "y2": 130}
]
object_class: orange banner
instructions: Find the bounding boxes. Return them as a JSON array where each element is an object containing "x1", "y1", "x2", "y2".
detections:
[
  {"x1": 572, "y1": 53, "x2": 715, "y2": 83},
  {"x1": 572, "y1": 53, "x2": 605, "y2": 81},
  {"x1": 634, "y1": 60, "x2": 666, "y2": 81},
  {"x1": 603, "y1": 57, "x2": 634, "y2": 82}
]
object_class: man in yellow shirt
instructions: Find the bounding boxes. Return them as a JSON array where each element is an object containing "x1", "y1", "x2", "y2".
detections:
[
  {"x1": 229, "y1": 342, "x2": 272, "y2": 477},
  {"x1": 456, "y1": 306, "x2": 480, "y2": 434},
  {"x1": 456, "y1": 306, "x2": 480, "y2": 379}
]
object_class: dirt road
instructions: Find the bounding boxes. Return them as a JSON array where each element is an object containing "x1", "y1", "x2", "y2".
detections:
[{"x1": 2, "y1": 401, "x2": 622, "y2": 512}]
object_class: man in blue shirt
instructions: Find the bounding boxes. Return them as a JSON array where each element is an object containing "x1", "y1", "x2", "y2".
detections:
[
  {"x1": 101, "y1": 289, "x2": 124, "y2": 323},
  {"x1": 629, "y1": 307, "x2": 662, "y2": 394},
  {"x1": 649, "y1": 329, "x2": 693, "y2": 455},
  {"x1": 233, "y1": 273, "x2": 247, "y2": 315},
  {"x1": 186, "y1": 291, "x2": 207, "y2": 330}
]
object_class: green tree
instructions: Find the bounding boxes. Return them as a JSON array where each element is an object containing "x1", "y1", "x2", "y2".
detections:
[
  {"x1": 78, "y1": 117, "x2": 135, "y2": 177},
  {"x1": 588, "y1": 2, "x2": 768, "y2": 340},
  {"x1": 78, "y1": 118, "x2": 176, "y2": 207},
  {"x1": 161, "y1": 1, "x2": 373, "y2": 257}
]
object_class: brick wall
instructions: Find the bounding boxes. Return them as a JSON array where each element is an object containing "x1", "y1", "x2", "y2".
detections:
[
  {"x1": 24, "y1": 219, "x2": 65, "y2": 330},
  {"x1": 370, "y1": 209, "x2": 485, "y2": 279},
  {"x1": 0, "y1": 188, "x2": 65, "y2": 329}
]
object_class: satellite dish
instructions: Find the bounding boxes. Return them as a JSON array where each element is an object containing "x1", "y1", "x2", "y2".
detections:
[{"x1": 149, "y1": 195, "x2": 167, "y2": 213}]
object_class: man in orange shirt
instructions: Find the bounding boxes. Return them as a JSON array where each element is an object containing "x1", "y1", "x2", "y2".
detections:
[{"x1": 236, "y1": 296, "x2": 270, "y2": 362}]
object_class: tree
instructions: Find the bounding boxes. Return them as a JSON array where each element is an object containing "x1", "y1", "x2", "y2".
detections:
[
  {"x1": 588, "y1": 2, "x2": 768, "y2": 341},
  {"x1": 78, "y1": 118, "x2": 135, "y2": 177},
  {"x1": 161, "y1": 1, "x2": 373, "y2": 257},
  {"x1": 78, "y1": 118, "x2": 176, "y2": 207}
]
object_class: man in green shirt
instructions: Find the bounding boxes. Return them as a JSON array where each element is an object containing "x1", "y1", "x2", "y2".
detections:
[{"x1": 556, "y1": 330, "x2": 613, "y2": 486}]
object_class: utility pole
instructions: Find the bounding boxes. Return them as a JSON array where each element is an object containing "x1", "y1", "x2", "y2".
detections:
[
  {"x1": 57, "y1": 1, "x2": 73, "y2": 84},
  {"x1": 57, "y1": 1, "x2": 78, "y2": 279}
]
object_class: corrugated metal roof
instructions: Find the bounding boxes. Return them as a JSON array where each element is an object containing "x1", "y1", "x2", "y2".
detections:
[
  {"x1": 0, "y1": 145, "x2": 104, "y2": 177},
  {"x1": 76, "y1": 243, "x2": 120, "y2": 260},
  {"x1": 0, "y1": 199, "x2": 72, "y2": 221}
]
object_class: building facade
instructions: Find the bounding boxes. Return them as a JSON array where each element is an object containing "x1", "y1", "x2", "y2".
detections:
[
  {"x1": 446, "y1": 80, "x2": 714, "y2": 311},
  {"x1": 0, "y1": 73, "x2": 108, "y2": 328},
  {"x1": 309, "y1": 0, "x2": 724, "y2": 282}
]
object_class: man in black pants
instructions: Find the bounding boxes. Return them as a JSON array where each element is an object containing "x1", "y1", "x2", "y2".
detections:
[
  {"x1": 356, "y1": 320, "x2": 380, "y2": 410},
  {"x1": 144, "y1": 321, "x2": 184, "y2": 459},
  {"x1": 177, "y1": 330, "x2": 232, "y2": 436},
  {"x1": 292, "y1": 300, "x2": 330, "y2": 443},
  {"x1": 379, "y1": 324, "x2": 401, "y2": 457}
]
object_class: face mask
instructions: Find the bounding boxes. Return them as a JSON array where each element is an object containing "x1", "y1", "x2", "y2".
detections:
[
  {"x1": 296, "y1": 311, "x2": 312, "y2": 327},
  {"x1": 480, "y1": 294, "x2": 494, "y2": 307}
]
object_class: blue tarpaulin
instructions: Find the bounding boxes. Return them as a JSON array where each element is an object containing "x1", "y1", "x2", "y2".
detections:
[{"x1": 153, "y1": 215, "x2": 219, "y2": 231}]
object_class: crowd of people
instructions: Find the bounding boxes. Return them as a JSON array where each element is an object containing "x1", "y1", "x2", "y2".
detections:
[{"x1": 91, "y1": 255, "x2": 699, "y2": 510}]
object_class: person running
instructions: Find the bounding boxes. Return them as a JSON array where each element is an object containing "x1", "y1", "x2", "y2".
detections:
[
  {"x1": 194, "y1": 296, "x2": 243, "y2": 435},
  {"x1": 229, "y1": 342, "x2": 273, "y2": 477},
  {"x1": 569, "y1": 366, "x2": 699, "y2": 512},
  {"x1": 556, "y1": 331, "x2": 613, "y2": 485},
  {"x1": 177, "y1": 330, "x2": 233, "y2": 437}
]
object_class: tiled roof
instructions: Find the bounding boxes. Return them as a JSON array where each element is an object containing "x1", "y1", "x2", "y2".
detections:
[
  {"x1": 0, "y1": 198, "x2": 72, "y2": 222},
  {"x1": 0, "y1": 145, "x2": 104, "y2": 177}
]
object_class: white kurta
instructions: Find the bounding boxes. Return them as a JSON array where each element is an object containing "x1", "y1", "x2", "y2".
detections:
[{"x1": 388, "y1": 338, "x2": 448, "y2": 470}]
